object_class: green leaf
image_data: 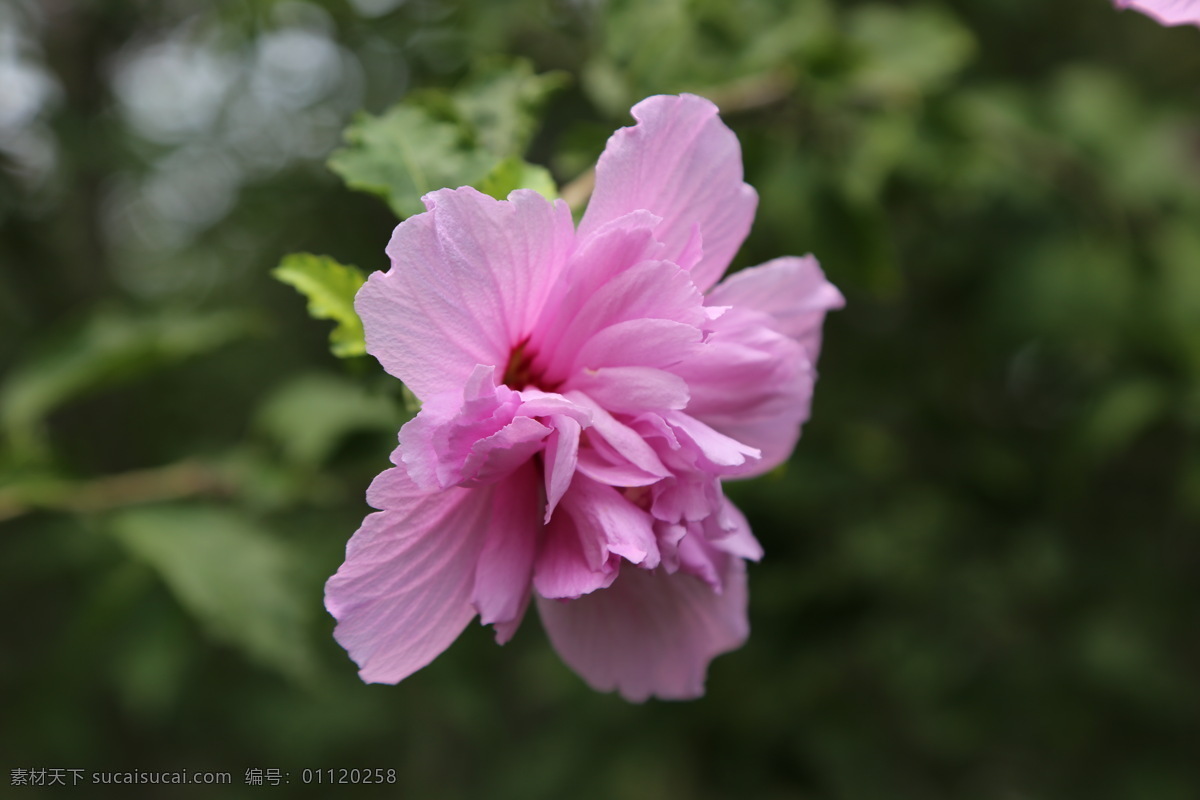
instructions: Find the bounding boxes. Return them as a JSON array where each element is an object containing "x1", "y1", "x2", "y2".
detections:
[
  {"x1": 584, "y1": 0, "x2": 827, "y2": 115},
  {"x1": 327, "y1": 105, "x2": 497, "y2": 218},
  {"x1": 327, "y1": 59, "x2": 565, "y2": 217},
  {"x1": 847, "y1": 5, "x2": 975, "y2": 104},
  {"x1": 272, "y1": 253, "x2": 367, "y2": 358},
  {"x1": 449, "y1": 58, "x2": 568, "y2": 157},
  {"x1": 0, "y1": 309, "x2": 252, "y2": 460},
  {"x1": 477, "y1": 156, "x2": 559, "y2": 202},
  {"x1": 109, "y1": 505, "x2": 317, "y2": 684}
]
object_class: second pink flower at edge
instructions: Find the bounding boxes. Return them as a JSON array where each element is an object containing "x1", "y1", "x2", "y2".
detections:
[{"x1": 1113, "y1": 0, "x2": 1200, "y2": 27}]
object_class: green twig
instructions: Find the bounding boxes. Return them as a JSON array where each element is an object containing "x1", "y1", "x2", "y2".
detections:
[{"x1": 0, "y1": 460, "x2": 233, "y2": 523}]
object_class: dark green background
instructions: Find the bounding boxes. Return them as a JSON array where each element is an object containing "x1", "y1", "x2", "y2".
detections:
[{"x1": 2, "y1": 0, "x2": 1198, "y2": 797}]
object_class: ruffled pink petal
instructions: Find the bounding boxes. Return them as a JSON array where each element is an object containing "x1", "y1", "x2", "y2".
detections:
[
  {"x1": 578, "y1": 94, "x2": 758, "y2": 292},
  {"x1": 710, "y1": 413, "x2": 810, "y2": 478},
  {"x1": 325, "y1": 467, "x2": 494, "y2": 683},
  {"x1": 532, "y1": 259, "x2": 706, "y2": 386},
  {"x1": 357, "y1": 187, "x2": 575, "y2": 399},
  {"x1": 574, "y1": 447, "x2": 665, "y2": 488},
  {"x1": 543, "y1": 414, "x2": 581, "y2": 522},
  {"x1": 1114, "y1": 0, "x2": 1200, "y2": 26},
  {"x1": 650, "y1": 493, "x2": 760, "y2": 583},
  {"x1": 532, "y1": 507, "x2": 618, "y2": 599},
  {"x1": 706, "y1": 255, "x2": 845, "y2": 363},
  {"x1": 533, "y1": 475, "x2": 658, "y2": 599},
  {"x1": 675, "y1": 532, "x2": 724, "y2": 591},
  {"x1": 566, "y1": 391, "x2": 670, "y2": 486},
  {"x1": 653, "y1": 521, "x2": 688, "y2": 573},
  {"x1": 518, "y1": 212, "x2": 662, "y2": 378},
  {"x1": 563, "y1": 474, "x2": 660, "y2": 569},
  {"x1": 492, "y1": 596, "x2": 530, "y2": 645},
  {"x1": 473, "y1": 462, "x2": 541, "y2": 630},
  {"x1": 706, "y1": 497, "x2": 763, "y2": 562},
  {"x1": 546, "y1": 210, "x2": 666, "y2": 310},
  {"x1": 514, "y1": 388, "x2": 594, "y2": 424},
  {"x1": 665, "y1": 411, "x2": 761, "y2": 471},
  {"x1": 634, "y1": 408, "x2": 759, "y2": 478},
  {"x1": 457, "y1": 416, "x2": 551, "y2": 487},
  {"x1": 395, "y1": 393, "x2": 459, "y2": 490},
  {"x1": 566, "y1": 367, "x2": 690, "y2": 415},
  {"x1": 399, "y1": 365, "x2": 549, "y2": 489},
  {"x1": 570, "y1": 318, "x2": 702, "y2": 375},
  {"x1": 537, "y1": 555, "x2": 749, "y2": 702},
  {"x1": 649, "y1": 469, "x2": 721, "y2": 524},
  {"x1": 673, "y1": 306, "x2": 815, "y2": 477}
]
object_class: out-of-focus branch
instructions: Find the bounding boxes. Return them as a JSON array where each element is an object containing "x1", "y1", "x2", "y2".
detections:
[
  {"x1": 0, "y1": 460, "x2": 234, "y2": 522},
  {"x1": 700, "y1": 68, "x2": 796, "y2": 113},
  {"x1": 561, "y1": 167, "x2": 595, "y2": 214}
]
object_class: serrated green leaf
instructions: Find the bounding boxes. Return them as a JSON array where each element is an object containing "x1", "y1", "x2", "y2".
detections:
[
  {"x1": 477, "y1": 156, "x2": 559, "y2": 202},
  {"x1": 272, "y1": 253, "x2": 367, "y2": 358},
  {"x1": 327, "y1": 105, "x2": 497, "y2": 218},
  {"x1": 110, "y1": 505, "x2": 317, "y2": 684},
  {"x1": 327, "y1": 59, "x2": 564, "y2": 217}
]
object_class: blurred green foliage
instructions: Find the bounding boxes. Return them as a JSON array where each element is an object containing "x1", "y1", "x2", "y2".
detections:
[{"x1": 2, "y1": 0, "x2": 1198, "y2": 798}]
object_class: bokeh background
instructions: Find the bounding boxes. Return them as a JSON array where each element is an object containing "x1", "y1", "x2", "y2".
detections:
[{"x1": 3, "y1": 0, "x2": 1199, "y2": 797}]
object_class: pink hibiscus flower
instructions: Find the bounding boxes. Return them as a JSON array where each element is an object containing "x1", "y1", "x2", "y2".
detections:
[
  {"x1": 1114, "y1": 0, "x2": 1200, "y2": 26},
  {"x1": 325, "y1": 94, "x2": 843, "y2": 701}
]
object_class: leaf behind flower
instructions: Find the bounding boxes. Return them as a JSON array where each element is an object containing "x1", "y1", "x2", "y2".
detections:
[
  {"x1": 478, "y1": 156, "x2": 559, "y2": 202},
  {"x1": 272, "y1": 253, "x2": 367, "y2": 358},
  {"x1": 327, "y1": 106, "x2": 496, "y2": 219},
  {"x1": 326, "y1": 58, "x2": 565, "y2": 218}
]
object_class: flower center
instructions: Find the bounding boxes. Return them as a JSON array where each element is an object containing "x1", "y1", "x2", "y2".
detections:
[{"x1": 502, "y1": 338, "x2": 559, "y2": 391}]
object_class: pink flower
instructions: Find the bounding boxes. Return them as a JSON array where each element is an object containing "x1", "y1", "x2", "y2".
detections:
[
  {"x1": 324, "y1": 94, "x2": 843, "y2": 701},
  {"x1": 1114, "y1": 0, "x2": 1200, "y2": 26}
]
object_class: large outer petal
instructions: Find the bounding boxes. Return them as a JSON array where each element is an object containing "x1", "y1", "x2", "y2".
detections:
[
  {"x1": 1114, "y1": 0, "x2": 1200, "y2": 26},
  {"x1": 577, "y1": 94, "x2": 758, "y2": 292},
  {"x1": 356, "y1": 187, "x2": 575, "y2": 399},
  {"x1": 674, "y1": 308, "x2": 812, "y2": 477},
  {"x1": 679, "y1": 256, "x2": 843, "y2": 476},
  {"x1": 537, "y1": 555, "x2": 749, "y2": 702},
  {"x1": 326, "y1": 466, "x2": 517, "y2": 683},
  {"x1": 473, "y1": 462, "x2": 541, "y2": 630},
  {"x1": 706, "y1": 255, "x2": 845, "y2": 364}
]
